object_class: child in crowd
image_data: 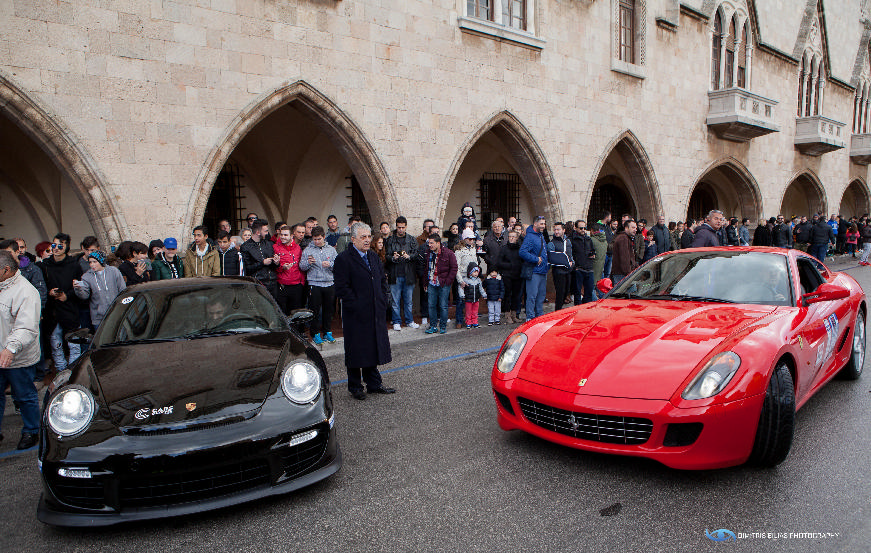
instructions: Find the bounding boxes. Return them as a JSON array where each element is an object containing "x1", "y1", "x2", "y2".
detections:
[
  {"x1": 458, "y1": 262, "x2": 486, "y2": 328},
  {"x1": 299, "y1": 226, "x2": 337, "y2": 345},
  {"x1": 483, "y1": 269, "x2": 504, "y2": 326}
]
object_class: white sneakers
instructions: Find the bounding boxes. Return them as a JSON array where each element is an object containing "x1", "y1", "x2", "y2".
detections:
[
  {"x1": 393, "y1": 323, "x2": 401, "y2": 331},
  {"x1": 408, "y1": 322, "x2": 420, "y2": 329},
  {"x1": 421, "y1": 317, "x2": 428, "y2": 326}
]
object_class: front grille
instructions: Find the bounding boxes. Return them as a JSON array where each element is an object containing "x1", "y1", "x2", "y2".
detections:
[
  {"x1": 518, "y1": 398, "x2": 653, "y2": 445},
  {"x1": 119, "y1": 459, "x2": 271, "y2": 508},
  {"x1": 122, "y1": 416, "x2": 247, "y2": 436},
  {"x1": 275, "y1": 430, "x2": 328, "y2": 478},
  {"x1": 46, "y1": 477, "x2": 105, "y2": 510}
]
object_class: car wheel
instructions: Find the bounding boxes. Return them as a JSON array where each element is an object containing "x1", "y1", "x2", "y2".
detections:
[
  {"x1": 839, "y1": 310, "x2": 865, "y2": 380},
  {"x1": 747, "y1": 362, "x2": 795, "y2": 468}
]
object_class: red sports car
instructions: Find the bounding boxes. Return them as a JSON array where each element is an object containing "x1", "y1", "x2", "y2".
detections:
[{"x1": 492, "y1": 247, "x2": 866, "y2": 469}]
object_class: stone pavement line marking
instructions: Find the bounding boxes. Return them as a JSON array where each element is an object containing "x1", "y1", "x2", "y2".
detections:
[
  {"x1": 331, "y1": 346, "x2": 502, "y2": 386},
  {"x1": 0, "y1": 346, "x2": 505, "y2": 459}
]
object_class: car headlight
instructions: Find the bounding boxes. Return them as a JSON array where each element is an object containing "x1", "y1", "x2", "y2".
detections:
[
  {"x1": 281, "y1": 361, "x2": 322, "y2": 404},
  {"x1": 496, "y1": 333, "x2": 528, "y2": 373},
  {"x1": 47, "y1": 386, "x2": 95, "y2": 436},
  {"x1": 682, "y1": 352, "x2": 741, "y2": 400}
]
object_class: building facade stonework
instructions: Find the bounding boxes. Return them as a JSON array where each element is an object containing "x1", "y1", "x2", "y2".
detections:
[{"x1": 2, "y1": 0, "x2": 871, "y2": 245}]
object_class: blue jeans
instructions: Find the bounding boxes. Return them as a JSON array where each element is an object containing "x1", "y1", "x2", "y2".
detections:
[
  {"x1": 575, "y1": 270, "x2": 595, "y2": 304},
  {"x1": 525, "y1": 273, "x2": 547, "y2": 320},
  {"x1": 51, "y1": 323, "x2": 81, "y2": 371},
  {"x1": 603, "y1": 253, "x2": 612, "y2": 280},
  {"x1": 427, "y1": 284, "x2": 451, "y2": 331},
  {"x1": 390, "y1": 277, "x2": 414, "y2": 325},
  {"x1": 0, "y1": 363, "x2": 41, "y2": 434},
  {"x1": 810, "y1": 244, "x2": 827, "y2": 262},
  {"x1": 455, "y1": 295, "x2": 466, "y2": 326}
]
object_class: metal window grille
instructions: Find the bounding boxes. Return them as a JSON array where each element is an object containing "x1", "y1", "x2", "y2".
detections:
[
  {"x1": 479, "y1": 173, "x2": 520, "y2": 230},
  {"x1": 589, "y1": 179, "x2": 633, "y2": 223},
  {"x1": 349, "y1": 175, "x2": 372, "y2": 226},
  {"x1": 687, "y1": 185, "x2": 717, "y2": 223},
  {"x1": 204, "y1": 162, "x2": 246, "y2": 235}
]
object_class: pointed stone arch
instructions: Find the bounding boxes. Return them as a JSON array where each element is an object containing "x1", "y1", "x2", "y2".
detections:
[
  {"x1": 684, "y1": 157, "x2": 762, "y2": 222},
  {"x1": 0, "y1": 71, "x2": 125, "y2": 245},
  {"x1": 584, "y1": 129, "x2": 661, "y2": 222},
  {"x1": 839, "y1": 178, "x2": 871, "y2": 218},
  {"x1": 438, "y1": 110, "x2": 561, "y2": 226},
  {"x1": 781, "y1": 170, "x2": 828, "y2": 218},
  {"x1": 186, "y1": 80, "x2": 398, "y2": 231}
]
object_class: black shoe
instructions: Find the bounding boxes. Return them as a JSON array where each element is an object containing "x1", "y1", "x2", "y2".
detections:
[
  {"x1": 368, "y1": 386, "x2": 396, "y2": 394},
  {"x1": 351, "y1": 390, "x2": 367, "y2": 400},
  {"x1": 16, "y1": 432, "x2": 38, "y2": 450}
]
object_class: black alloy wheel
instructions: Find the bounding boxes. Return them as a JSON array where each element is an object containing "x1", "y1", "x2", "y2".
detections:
[{"x1": 747, "y1": 362, "x2": 795, "y2": 467}]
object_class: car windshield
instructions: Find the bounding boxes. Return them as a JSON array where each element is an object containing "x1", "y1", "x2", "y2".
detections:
[
  {"x1": 93, "y1": 283, "x2": 288, "y2": 347},
  {"x1": 609, "y1": 251, "x2": 793, "y2": 306}
]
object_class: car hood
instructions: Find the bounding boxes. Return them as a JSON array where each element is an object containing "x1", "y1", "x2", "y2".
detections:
[
  {"x1": 86, "y1": 332, "x2": 295, "y2": 427},
  {"x1": 518, "y1": 300, "x2": 778, "y2": 400}
]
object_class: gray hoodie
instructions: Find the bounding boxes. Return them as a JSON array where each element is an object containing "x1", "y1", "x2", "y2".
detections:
[
  {"x1": 74, "y1": 265, "x2": 126, "y2": 328},
  {"x1": 299, "y1": 242, "x2": 337, "y2": 287}
]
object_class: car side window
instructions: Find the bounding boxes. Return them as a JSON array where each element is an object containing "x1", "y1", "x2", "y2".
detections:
[{"x1": 796, "y1": 258, "x2": 825, "y2": 296}]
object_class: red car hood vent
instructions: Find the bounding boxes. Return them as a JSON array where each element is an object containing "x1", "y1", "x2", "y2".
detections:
[
  {"x1": 88, "y1": 333, "x2": 290, "y2": 427},
  {"x1": 519, "y1": 301, "x2": 777, "y2": 400}
]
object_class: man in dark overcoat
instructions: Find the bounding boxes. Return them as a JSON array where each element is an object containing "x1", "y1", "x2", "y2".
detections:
[{"x1": 333, "y1": 222, "x2": 395, "y2": 400}]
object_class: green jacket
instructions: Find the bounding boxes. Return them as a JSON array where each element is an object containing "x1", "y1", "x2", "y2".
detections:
[
  {"x1": 590, "y1": 231, "x2": 608, "y2": 281},
  {"x1": 152, "y1": 252, "x2": 185, "y2": 280}
]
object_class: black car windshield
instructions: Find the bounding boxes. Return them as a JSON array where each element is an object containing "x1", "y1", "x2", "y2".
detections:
[
  {"x1": 609, "y1": 251, "x2": 793, "y2": 306},
  {"x1": 93, "y1": 283, "x2": 288, "y2": 347}
]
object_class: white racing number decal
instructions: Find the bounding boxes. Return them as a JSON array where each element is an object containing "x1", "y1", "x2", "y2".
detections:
[
  {"x1": 823, "y1": 313, "x2": 839, "y2": 359},
  {"x1": 121, "y1": 297, "x2": 133, "y2": 304},
  {"x1": 134, "y1": 406, "x2": 174, "y2": 420}
]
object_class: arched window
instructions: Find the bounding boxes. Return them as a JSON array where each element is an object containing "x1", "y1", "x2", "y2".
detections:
[
  {"x1": 711, "y1": 12, "x2": 723, "y2": 90},
  {"x1": 737, "y1": 23, "x2": 747, "y2": 88},
  {"x1": 797, "y1": 56, "x2": 807, "y2": 117},
  {"x1": 804, "y1": 56, "x2": 815, "y2": 117},
  {"x1": 725, "y1": 16, "x2": 736, "y2": 88}
]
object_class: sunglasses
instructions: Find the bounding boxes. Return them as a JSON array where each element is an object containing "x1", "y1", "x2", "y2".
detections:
[
  {"x1": 577, "y1": 227, "x2": 587, "y2": 230},
  {"x1": 247, "y1": 216, "x2": 258, "y2": 221},
  {"x1": 50, "y1": 243, "x2": 64, "y2": 250}
]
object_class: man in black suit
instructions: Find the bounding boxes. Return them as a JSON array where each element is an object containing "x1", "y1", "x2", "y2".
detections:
[{"x1": 333, "y1": 222, "x2": 396, "y2": 400}]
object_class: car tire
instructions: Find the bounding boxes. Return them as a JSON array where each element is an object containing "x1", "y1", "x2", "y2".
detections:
[
  {"x1": 747, "y1": 362, "x2": 795, "y2": 468},
  {"x1": 839, "y1": 310, "x2": 865, "y2": 380}
]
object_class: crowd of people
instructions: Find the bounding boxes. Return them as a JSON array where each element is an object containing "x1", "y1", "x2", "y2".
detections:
[{"x1": 2, "y1": 204, "x2": 866, "y2": 438}]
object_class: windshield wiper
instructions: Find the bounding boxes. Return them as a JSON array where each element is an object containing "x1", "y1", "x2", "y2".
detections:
[
  {"x1": 99, "y1": 338, "x2": 178, "y2": 347},
  {"x1": 645, "y1": 293, "x2": 736, "y2": 303},
  {"x1": 608, "y1": 292, "x2": 633, "y2": 299}
]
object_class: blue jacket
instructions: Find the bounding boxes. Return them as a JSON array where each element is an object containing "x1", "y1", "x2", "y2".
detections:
[
  {"x1": 519, "y1": 225, "x2": 549, "y2": 276},
  {"x1": 483, "y1": 275, "x2": 504, "y2": 300}
]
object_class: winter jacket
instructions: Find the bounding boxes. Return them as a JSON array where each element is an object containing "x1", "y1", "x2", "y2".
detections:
[
  {"x1": 495, "y1": 241, "x2": 522, "y2": 279},
  {"x1": 519, "y1": 225, "x2": 549, "y2": 276},
  {"x1": 421, "y1": 245, "x2": 458, "y2": 288},
  {"x1": 74, "y1": 266, "x2": 126, "y2": 327},
  {"x1": 0, "y1": 271, "x2": 41, "y2": 368},
  {"x1": 274, "y1": 240, "x2": 305, "y2": 286},
  {"x1": 793, "y1": 222, "x2": 812, "y2": 244},
  {"x1": 241, "y1": 238, "x2": 277, "y2": 284},
  {"x1": 611, "y1": 231, "x2": 638, "y2": 276},
  {"x1": 753, "y1": 225, "x2": 772, "y2": 246},
  {"x1": 725, "y1": 224, "x2": 740, "y2": 246},
  {"x1": 385, "y1": 232, "x2": 418, "y2": 283},
  {"x1": 41, "y1": 254, "x2": 84, "y2": 330},
  {"x1": 547, "y1": 236, "x2": 574, "y2": 275},
  {"x1": 183, "y1": 243, "x2": 221, "y2": 277},
  {"x1": 590, "y1": 230, "x2": 607, "y2": 281},
  {"x1": 680, "y1": 228, "x2": 695, "y2": 249},
  {"x1": 456, "y1": 202, "x2": 478, "y2": 233},
  {"x1": 455, "y1": 244, "x2": 479, "y2": 285},
  {"x1": 691, "y1": 224, "x2": 721, "y2": 248},
  {"x1": 482, "y1": 231, "x2": 505, "y2": 272},
  {"x1": 810, "y1": 222, "x2": 836, "y2": 245},
  {"x1": 739, "y1": 225, "x2": 751, "y2": 246},
  {"x1": 299, "y1": 242, "x2": 337, "y2": 287},
  {"x1": 458, "y1": 263, "x2": 486, "y2": 302},
  {"x1": 650, "y1": 224, "x2": 671, "y2": 254},
  {"x1": 570, "y1": 232, "x2": 595, "y2": 273},
  {"x1": 642, "y1": 241, "x2": 658, "y2": 262},
  {"x1": 18, "y1": 258, "x2": 47, "y2": 309},
  {"x1": 218, "y1": 246, "x2": 244, "y2": 276},
  {"x1": 151, "y1": 252, "x2": 185, "y2": 280},
  {"x1": 670, "y1": 229, "x2": 682, "y2": 251},
  {"x1": 771, "y1": 224, "x2": 793, "y2": 248},
  {"x1": 483, "y1": 275, "x2": 504, "y2": 300}
]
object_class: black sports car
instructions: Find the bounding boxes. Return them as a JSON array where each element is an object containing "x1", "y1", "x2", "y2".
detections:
[{"x1": 38, "y1": 277, "x2": 341, "y2": 526}]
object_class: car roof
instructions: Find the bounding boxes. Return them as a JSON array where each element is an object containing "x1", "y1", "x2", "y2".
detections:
[{"x1": 123, "y1": 276, "x2": 259, "y2": 292}]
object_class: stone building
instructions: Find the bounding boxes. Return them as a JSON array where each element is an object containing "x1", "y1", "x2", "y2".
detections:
[{"x1": 2, "y1": 0, "x2": 871, "y2": 247}]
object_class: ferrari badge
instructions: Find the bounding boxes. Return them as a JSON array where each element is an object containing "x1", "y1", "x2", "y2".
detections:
[{"x1": 578, "y1": 379, "x2": 587, "y2": 387}]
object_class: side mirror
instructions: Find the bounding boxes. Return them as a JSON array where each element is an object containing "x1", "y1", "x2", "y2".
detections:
[
  {"x1": 65, "y1": 327, "x2": 94, "y2": 345},
  {"x1": 801, "y1": 283, "x2": 850, "y2": 305},
  {"x1": 287, "y1": 308, "x2": 314, "y2": 325},
  {"x1": 596, "y1": 278, "x2": 613, "y2": 295}
]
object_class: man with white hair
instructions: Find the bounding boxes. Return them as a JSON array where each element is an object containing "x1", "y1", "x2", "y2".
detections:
[{"x1": 333, "y1": 222, "x2": 395, "y2": 400}]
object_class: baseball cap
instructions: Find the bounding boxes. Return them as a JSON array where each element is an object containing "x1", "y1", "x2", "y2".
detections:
[{"x1": 164, "y1": 237, "x2": 178, "y2": 249}]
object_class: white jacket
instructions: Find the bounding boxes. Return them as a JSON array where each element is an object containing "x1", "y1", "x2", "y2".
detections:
[{"x1": 0, "y1": 270, "x2": 42, "y2": 368}]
